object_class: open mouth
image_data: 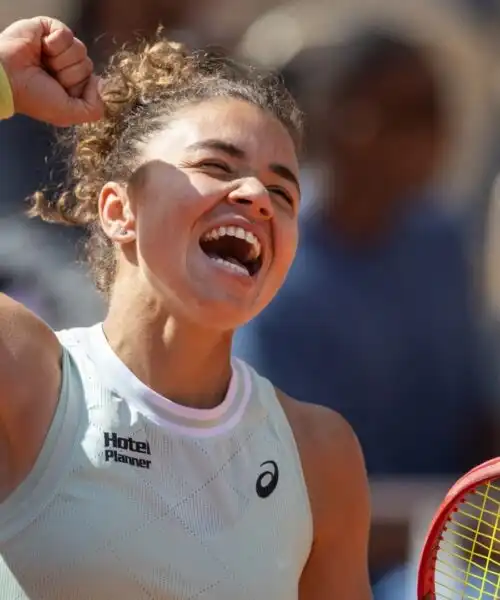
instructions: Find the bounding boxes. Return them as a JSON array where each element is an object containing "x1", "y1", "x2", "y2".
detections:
[{"x1": 199, "y1": 225, "x2": 263, "y2": 277}]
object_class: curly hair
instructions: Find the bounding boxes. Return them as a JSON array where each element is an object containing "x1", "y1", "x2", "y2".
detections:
[{"x1": 29, "y1": 34, "x2": 303, "y2": 296}]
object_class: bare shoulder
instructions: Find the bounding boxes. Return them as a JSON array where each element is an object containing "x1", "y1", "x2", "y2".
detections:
[
  {"x1": 0, "y1": 293, "x2": 61, "y2": 389},
  {"x1": 0, "y1": 294, "x2": 62, "y2": 499},
  {"x1": 276, "y1": 389, "x2": 370, "y2": 539},
  {"x1": 277, "y1": 389, "x2": 364, "y2": 472}
]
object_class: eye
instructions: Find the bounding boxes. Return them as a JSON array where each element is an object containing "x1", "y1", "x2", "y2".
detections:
[
  {"x1": 268, "y1": 186, "x2": 294, "y2": 206},
  {"x1": 199, "y1": 160, "x2": 232, "y2": 174}
]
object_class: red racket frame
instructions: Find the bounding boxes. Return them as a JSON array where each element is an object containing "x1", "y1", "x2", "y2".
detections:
[{"x1": 418, "y1": 457, "x2": 500, "y2": 599}]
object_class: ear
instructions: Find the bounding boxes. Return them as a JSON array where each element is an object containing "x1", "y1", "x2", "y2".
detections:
[{"x1": 98, "y1": 182, "x2": 137, "y2": 244}]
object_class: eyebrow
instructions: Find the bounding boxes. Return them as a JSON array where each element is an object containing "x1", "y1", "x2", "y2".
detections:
[{"x1": 185, "y1": 139, "x2": 301, "y2": 193}]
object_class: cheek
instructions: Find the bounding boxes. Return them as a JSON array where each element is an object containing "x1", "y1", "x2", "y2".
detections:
[
  {"x1": 136, "y1": 206, "x2": 182, "y2": 265},
  {"x1": 135, "y1": 180, "x2": 212, "y2": 251},
  {"x1": 273, "y1": 218, "x2": 299, "y2": 280},
  {"x1": 133, "y1": 198, "x2": 190, "y2": 285}
]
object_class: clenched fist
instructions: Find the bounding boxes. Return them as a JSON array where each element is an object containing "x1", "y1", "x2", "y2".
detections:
[{"x1": 0, "y1": 16, "x2": 103, "y2": 126}]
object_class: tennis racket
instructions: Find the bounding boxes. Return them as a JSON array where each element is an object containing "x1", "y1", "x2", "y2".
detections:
[{"x1": 418, "y1": 457, "x2": 500, "y2": 599}]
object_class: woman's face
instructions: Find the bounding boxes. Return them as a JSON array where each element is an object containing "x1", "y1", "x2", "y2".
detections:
[{"x1": 101, "y1": 98, "x2": 301, "y2": 330}]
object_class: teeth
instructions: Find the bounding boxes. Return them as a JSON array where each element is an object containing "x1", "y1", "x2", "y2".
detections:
[
  {"x1": 201, "y1": 225, "x2": 262, "y2": 259},
  {"x1": 212, "y1": 256, "x2": 250, "y2": 276}
]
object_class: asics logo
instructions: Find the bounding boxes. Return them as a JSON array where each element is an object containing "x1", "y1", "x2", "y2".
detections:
[{"x1": 256, "y1": 460, "x2": 279, "y2": 499}]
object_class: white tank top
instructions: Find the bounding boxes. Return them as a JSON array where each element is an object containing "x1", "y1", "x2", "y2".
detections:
[{"x1": 0, "y1": 324, "x2": 312, "y2": 599}]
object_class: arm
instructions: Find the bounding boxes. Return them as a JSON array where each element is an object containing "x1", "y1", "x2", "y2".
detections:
[
  {"x1": 0, "y1": 16, "x2": 102, "y2": 500},
  {"x1": 0, "y1": 294, "x2": 61, "y2": 500},
  {"x1": 0, "y1": 16, "x2": 102, "y2": 127},
  {"x1": 285, "y1": 399, "x2": 372, "y2": 600}
]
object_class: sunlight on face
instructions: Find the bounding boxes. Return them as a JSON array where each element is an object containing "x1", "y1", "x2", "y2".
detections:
[{"x1": 126, "y1": 98, "x2": 301, "y2": 331}]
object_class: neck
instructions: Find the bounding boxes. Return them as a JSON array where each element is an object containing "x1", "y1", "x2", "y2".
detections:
[{"x1": 103, "y1": 284, "x2": 233, "y2": 411}]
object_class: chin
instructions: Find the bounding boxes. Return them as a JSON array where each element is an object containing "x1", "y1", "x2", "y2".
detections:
[
  {"x1": 150, "y1": 265, "x2": 273, "y2": 330},
  {"x1": 168, "y1": 289, "x2": 264, "y2": 331},
  {"x1": 191, "y1": 301, "x2": 260, "y2": 332}
]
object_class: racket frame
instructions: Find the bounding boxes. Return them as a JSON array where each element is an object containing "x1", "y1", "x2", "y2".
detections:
[{"x1": 418, "y1": 457, "x2": 500, "y2": 599}]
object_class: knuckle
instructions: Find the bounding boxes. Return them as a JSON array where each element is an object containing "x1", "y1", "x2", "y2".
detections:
[
  {"x1": 58, "y1": 28, "x2": 74, "y2": 46},
  {"x1": 59, "y1": 63, "x2": 90, "y2": 88},
  {"x1": 67, "y1": 44, "x2": 86, "y2": 65},
  {"x1": 84, "y1": 58, "x2": 93, "y2": 75},
  {"x1": 75, "y1": 39, "x2": 88, "y2": 59},
  {"x1": 50, "y1": 31, "x2": 73, "y2": 56}
]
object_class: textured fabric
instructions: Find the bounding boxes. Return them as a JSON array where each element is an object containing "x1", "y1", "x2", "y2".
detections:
[{"x1": 0, "y1": 324, "x2": 312, "y2": 599}]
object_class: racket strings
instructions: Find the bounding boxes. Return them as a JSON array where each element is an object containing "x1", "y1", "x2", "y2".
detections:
[
  {"x1": 434, "y1": 481, "x2": 500, "y2": 599},
  {"x1": 443, "y1": 521, "x2": 500, "y2": 566}
]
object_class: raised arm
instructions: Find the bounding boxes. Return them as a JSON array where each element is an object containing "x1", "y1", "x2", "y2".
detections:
[
  {"x1": 0, "y1": 296, "x2": 62, "y2": 500},
  {"x1": 0, "y1": 16, "x2": 103, "y2": 501},
  {"x1": 0, "y1": 16, "x2": 103, "y2": 126}
]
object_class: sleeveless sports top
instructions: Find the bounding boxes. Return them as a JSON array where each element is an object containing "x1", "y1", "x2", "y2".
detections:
[{"x1": 0, "y1": 324, "x2": 312, "y2": 599}]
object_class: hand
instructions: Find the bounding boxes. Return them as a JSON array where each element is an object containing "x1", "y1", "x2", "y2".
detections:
[{"x1": 0, "y1": 16, "x2": 103, "y2": 126}]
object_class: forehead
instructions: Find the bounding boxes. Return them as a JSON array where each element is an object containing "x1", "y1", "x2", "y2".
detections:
[{"x1": 141, "y1": 99, "x2": 299, "y2": 173}]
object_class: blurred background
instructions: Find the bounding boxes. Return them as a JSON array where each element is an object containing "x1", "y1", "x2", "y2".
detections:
[{"x1": 3, "y1": 0, "x2": 500, "y2": 597}]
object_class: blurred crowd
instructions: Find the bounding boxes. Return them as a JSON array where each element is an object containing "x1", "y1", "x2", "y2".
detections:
[{"x1": 3, "y1": 0, "x2": 500, "y2": 598}]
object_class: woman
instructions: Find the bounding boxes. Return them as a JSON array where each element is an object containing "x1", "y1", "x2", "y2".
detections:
[{"x1": 0, "y1": 16, "x2": 371, "y2": 599}]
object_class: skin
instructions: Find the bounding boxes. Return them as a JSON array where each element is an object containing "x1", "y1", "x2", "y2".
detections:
[{"x1": 0, "y1": 17, "x2": 372, "y2": 599}]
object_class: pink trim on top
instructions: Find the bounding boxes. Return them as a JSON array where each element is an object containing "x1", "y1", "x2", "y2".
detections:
[{"x1": 83, "y1": 323, "x2": 251, "y2": 436}]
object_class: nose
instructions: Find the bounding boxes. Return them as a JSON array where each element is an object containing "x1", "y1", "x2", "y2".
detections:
[{"x1": 227, "y1": 177, "x2": 274, "y2": 220}]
